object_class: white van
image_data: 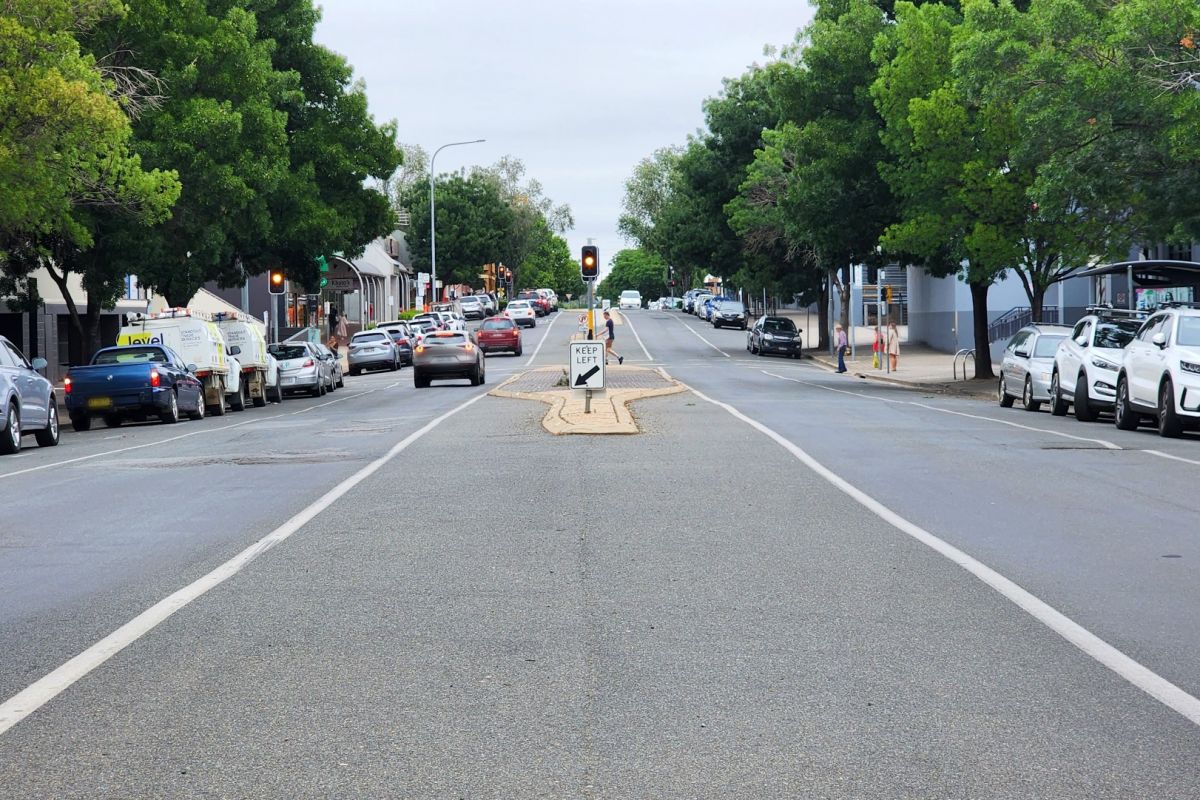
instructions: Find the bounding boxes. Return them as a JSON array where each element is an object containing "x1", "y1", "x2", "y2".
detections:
[
  {"x1": 118, "y1": 309, "x2": 243, "y2": 415},
  {"x1": 214, "y1": 312, "x2": 281, "y2": 407}
]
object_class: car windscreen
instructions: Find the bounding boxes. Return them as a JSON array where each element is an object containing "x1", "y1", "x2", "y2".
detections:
[
  {"x1": 620, "y1": 291, "x2": 640, "y2": 298},
  {"x1": 1178, "y1": 316, "x2": 1200, "y2": 347},
  {"x1": 720, "y1": 302, "x2": 745, "y2": 313},
  {"x1": 482, "y1": 319, "x2": 515, "y2": 330},
  {"x1": 764, "y1": 319, "x2": 796, "y2": 333},
  {"x1": 508, "y1": 301, "x2": 529, "y2": 309},
  {"x1": 269, "y1": 345, "x2": 309, "y2": 360},
  {"x1": 93, "y1": 347, "x2": 168, "y2": 364},
  {"x1": 425, "y1": 334, "x2": 467, "y2": 345},
  {"x1": 1033, "y1": 334, "x2": 1066, "y2": 357},
  {"x1": 1094, "y1": 321, "x2": 1139, "y2": 349},
  {"x1": 352, "y1": 332, "x2": 387, "y2": 343}
]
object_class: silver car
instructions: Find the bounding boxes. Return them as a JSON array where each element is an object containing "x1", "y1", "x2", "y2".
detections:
[
  {"x1": 413, "y1": 331, "x2": 485, "y2": 388},
  {"x1": 269, "y1": 342, "x2": 332, "y2": 397},
  {"x1": 0, "y1": 336, "x2": 58, "y2": 454},
  {"x1": 348, "y1": 330, "x2": 399, "y2": 375},
  {"x1": 998, "y1": 324, "x2": 1072, "y2": 411}
]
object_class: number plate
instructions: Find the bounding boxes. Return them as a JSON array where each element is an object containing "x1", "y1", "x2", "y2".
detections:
[{"x1": 87, "y1": 396, "x2": 112, "y2": 409}]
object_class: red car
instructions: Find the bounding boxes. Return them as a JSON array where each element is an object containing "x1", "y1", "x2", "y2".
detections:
[
  {"x1": 473, "y1": 316, "x2": 523, "y2": 356},
  {"x1": 517, "y1": 290, "x2": 549, "y2": 316}
]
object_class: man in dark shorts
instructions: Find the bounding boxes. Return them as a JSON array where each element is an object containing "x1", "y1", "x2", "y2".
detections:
[{"x1": 602, "y1": 311, "x2": 623, "y2": 365}]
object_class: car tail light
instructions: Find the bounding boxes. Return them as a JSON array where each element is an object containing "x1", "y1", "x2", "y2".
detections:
[
  {"x1": 64, "y1": 376, "x2": 72, "y2": 395},
  {"x1": 397, "y1": 338, "x2": 408, "y2": 346},
  {"x1": 463, "y1": 342, "x2": 475, "y2": 351},
  {"x1": 149, "y1": 369, "x2": 161, "y2": 388},
  {"x1": 415, "y1": 346, "x2": 425, "y2": 354},
  {"x1": 302, "y1": 358, "x2": 315, "y2": 368}
]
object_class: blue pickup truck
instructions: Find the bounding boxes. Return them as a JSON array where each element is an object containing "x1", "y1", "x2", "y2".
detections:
[{"x1": 65, "y1": 344, "x2": 206, "y2": 431}]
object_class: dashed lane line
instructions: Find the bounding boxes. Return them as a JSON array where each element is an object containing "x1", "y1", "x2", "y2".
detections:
[
  {"x1": 685, "y1": 379, "x2": 1200, "y2": 729},
  {"x1": 671, "y1": 316, "x2": 730, "y2": 358},
  {"x1": 0, "y1": 389, "x2": 489, "y2": 737}
]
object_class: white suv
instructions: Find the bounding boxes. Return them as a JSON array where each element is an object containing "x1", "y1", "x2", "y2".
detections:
[
  {"x1": 619, "y1": 290, "x2": 642, "y2": 310},
  {"x1": 1114, "y1": 306, "x2": 1200, "y2": 436},
  {"x1": 1050, "y1": 309, "x2": 1143, "y2": 421}
]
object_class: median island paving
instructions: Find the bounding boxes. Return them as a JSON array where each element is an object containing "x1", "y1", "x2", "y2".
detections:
[{"x1": 490, "y1": 365, "x2": 685, "y2": 435}]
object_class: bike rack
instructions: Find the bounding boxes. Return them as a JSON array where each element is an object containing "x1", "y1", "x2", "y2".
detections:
[{"x1": 953, "y1": 349, "x2": 976, "y2": 381}]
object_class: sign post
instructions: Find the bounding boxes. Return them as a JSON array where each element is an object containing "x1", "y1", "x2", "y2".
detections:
[{"x1": 570, "y1": 340, "x2": 606, "y2": 414}]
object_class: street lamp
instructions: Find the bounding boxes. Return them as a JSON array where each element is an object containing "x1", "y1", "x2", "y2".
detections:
[{"x1": 429, "y1": 138, "x2": 485, "y2": 308}]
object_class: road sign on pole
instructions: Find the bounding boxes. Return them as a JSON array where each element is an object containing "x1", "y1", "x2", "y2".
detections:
[{"x1": 569, "y1": 341, "x2": 605, "y2": 390}]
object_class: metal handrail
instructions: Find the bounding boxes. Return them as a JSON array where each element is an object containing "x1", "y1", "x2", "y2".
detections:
[{"x1": 953, "y1": 349, "x2": 976, "y2": 381}]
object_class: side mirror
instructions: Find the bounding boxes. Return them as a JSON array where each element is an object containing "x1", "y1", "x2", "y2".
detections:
[
  {"x1": 1014, "y1": 349, "x2": 1030, "y2": 359},
  {"x1": 1152, "y1": 332, "x2": 1168, "y2": 348},
  {"x1": 31, "y1": 357, "x2": 48, "y2": 370},
  {"x1": 1075, "y1": 336, "x2": 1088, "y2": 347},
  {"x1": 228, "y1": 345, "x2": 242, "y2": 356},
  {"x1": 186, "y1": 363, "x2": 198, "y2": 372}
]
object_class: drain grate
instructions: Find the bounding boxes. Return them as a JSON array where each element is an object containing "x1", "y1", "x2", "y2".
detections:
[{"x1": 1040, "y1": 443, "x2": 1113, "y2": 451}]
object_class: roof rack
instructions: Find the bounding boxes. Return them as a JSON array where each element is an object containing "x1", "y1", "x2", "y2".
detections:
[
  {"x1": 1085, "y1": 305, "x2": 1148, "y2": 320},
  {"x1": 1156, "y1": 301, "x2": 1200, "y2": 310}
]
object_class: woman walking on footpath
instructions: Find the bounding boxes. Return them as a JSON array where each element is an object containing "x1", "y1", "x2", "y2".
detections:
[
  {"x1": 835, "y1": 323, "x2": 848, "y2": 373},
  {"x1": 886, "y1": 321, "x2": 900, "y2": 371}
]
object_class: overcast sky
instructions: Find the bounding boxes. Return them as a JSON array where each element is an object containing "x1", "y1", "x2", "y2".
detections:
[{"x1": 314, "y1": 0, "x2": 815, "y2": 277}]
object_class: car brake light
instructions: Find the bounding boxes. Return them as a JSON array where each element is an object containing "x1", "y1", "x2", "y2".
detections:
[
  {"x1": 463, "y1": 342, "x2": 474, "y2": 351},
  {"x1": 303, "y1": 358, "x2": 315, "y2": 368},
  {"x1": 64, "y1": 376, "x2": 72, "y2": 394},
  {"x1": 415, "y1": 346, "x2": 425, "y2": 354},
  {"x1": 149, "y1": 369, "x2": 161, "y2": 387}
]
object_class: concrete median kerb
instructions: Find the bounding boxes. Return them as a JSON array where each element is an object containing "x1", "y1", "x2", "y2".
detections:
[{"x1": 489, "y1": 365, "x2": 685, "y2": 435}]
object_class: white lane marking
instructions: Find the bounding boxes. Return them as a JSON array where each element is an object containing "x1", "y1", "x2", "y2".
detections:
[
  {"x1": 672, "y1": 316, "x2": 730, "y2": 358},
  {"x1": 1144, "y1": 449, "x2": 1200, "y2": 467},
  {"x1": 0, "y1": 383, "x2": 395, "y2": 481},
  {"x1": 762, "y1": 370, "x2": 1124, "y2": 451},
  {"x1": 683, "y1": 381, "x2": 1200, "y2": 728},
  {"x1": 621, "y1": 312, "x2": 653, "y2": 361},
  {"x1": 0, "y1": 390, "x2": 488, "y2": 737},
  {"x1": 524, "y1": 311, "x2": 562, "y2": 367}
]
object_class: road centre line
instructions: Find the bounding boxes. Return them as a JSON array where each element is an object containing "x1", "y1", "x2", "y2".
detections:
[
  {"x1": 0, "y1": 389, "x2": 489, "y2": 737},
  {"x1": 621, "y1": 311, "x2": 653, "y2": 361},
  {"x1": 682, "y1": 380, "x2": 1200, "y2": 728},
  {"x1": 762, "y1": 370, "x2": 1124, "y2": 451},
  {"x1": 524, "y1": 309, "x2": 561, "y2": 367},
  {"x1": 672, "y1": 316, "x2": 730, "y2": 358}
]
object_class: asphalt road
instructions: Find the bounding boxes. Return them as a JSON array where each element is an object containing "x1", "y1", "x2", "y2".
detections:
[{"x1": 1, "y1": 307, "x2": 1198, "y2": 798}]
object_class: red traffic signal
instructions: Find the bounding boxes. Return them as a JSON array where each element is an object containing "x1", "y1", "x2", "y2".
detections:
[{"x1": 581, "y1": 246, "x2": 598, "y2": 280}]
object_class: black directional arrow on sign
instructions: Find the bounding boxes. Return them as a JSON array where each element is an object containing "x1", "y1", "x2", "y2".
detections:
[{"x1": 574, "y1": 366, "x2": 600, "y2": 386}]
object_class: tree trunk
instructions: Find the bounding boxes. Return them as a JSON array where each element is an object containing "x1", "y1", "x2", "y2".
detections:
[
  {"x1": 1030, "y1": 285, "x2": 1045, "y2": 324},
  {"x1": 84, "y1": 295, "x2": 104, "y2": 363},
  {"x1": 817, "y1": 272, "x2": 830, "y2": 351},
  {"x1": 970, "y1": 281, "x2": 995, "y2": 380},
  {"x1": 43, "y1": 262, "x2": 87, "y2": 366}
]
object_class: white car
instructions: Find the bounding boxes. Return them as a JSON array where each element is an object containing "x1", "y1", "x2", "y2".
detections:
[
  {"x1": 1049, "y1": 309, "x2": 1142, "y2": 421},
  {"x1": 504, "y1": 300, "x2": 538, "y2": 328},
  {"x1": 434, "y1": 311, "x2": 466, "y2": 332},
  {"x1": 1114, "y1": 306, "x2": 1200, "y2": 436},
  {"x1": 619, "y1": 290, "x2": 642, "y2": 310}
]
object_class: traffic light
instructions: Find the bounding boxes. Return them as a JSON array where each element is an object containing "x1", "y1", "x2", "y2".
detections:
[
  {"x1": 317, "y1": 256, "x2": 329, "y2": 288},
  {"x1": 885, "y1": 286, "x2": 894, "y2": 303},
  {"x1": 581, "y1": 245, "x2": 598, "y2": 280},
  {"x1": 268, "y1": 269, "x2": 286, "y2": 295}
]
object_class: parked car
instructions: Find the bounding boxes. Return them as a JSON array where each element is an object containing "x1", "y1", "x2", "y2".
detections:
[
  {"x1": 538, "y1": 288, "x2": 559, "y2": 312},
  {"x1": 474, "y1": 316, "x2": 523, "y2": 356},
  {"x1": 517, "y1": 290, "x2": 549, "y2": 316},
  {"x1": 348, "y1": 330, "x2": 400, "y2": 375},
  {"x1": 1114, "y1": 306, "x2": 1200, "y2": 436},
  {"x1": 434, "y1": 311, "x2": 467, "y2": 332},
  {"x1": 406, "y1": 318, "x2": 438, "y2": 344},
  {"x1": 413, "y1": 331, "x2": 486, "y2": 388},
  {"x1": 682, "y1": 289, "x2": 702, "y2": 314},
  {"x1": 998, "y1": 324, "x2": 1072, "y2": 411},
  {"x1": 64, "y1": 344, "x2": 205, "y2": 431},
  {"x1": 411, "y1": 314, "x2": 445, "y2": 332},
  {"x1": 118, "y1": 308, "x2": 239, "y2": 416},
  {"x1": 0, "y1": 336, "x2": 59, "y2": 453},
  {"x1": 378, "y1": 323, "x2": 416, "y2": 365},
  {"x1": 476, "y1": 294, "x2": 498, "y2": 316},
  {"x1": 1050, "y1": 309, "x2": 1143, "y2": 421},
  {"x1": 312, "y1": 342, "x2": 344, "y2": 389},
  {"x1": 458, "y1": 296, "x2": 485, "y2": 320},
  {"x1": 270, "y1": 342, "x2": 332, "y2": 397},
  {"x1": 692, "y1": 293, "x2": 713, "y2": 317},
  {"x1": 747, "y1": 316, "x2": 802, "y2": 358},
  {"x1": 711, "y1": 300, "x2": 748, "y2": 329},
  {"x1": 505, "y1": 300, "x2": 538, "y2": 328}
]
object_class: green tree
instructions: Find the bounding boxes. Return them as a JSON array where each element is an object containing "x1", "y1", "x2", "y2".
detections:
[
  {"x1": 515, "y1": 221, "x2": 584, "y2": 300},
  {"x1": 402, "y1": 172, "x2": 512, "y2": 287},
  {"x1": 597, "y1": 249, "x2": 667, "y2": 302}
]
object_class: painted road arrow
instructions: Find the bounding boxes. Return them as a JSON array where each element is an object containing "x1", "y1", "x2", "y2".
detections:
[{"x1": 574, "y1": 366, "x2": 600, "y2": 387}]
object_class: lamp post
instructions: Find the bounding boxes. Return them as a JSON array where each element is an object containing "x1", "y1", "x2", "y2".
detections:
[{"x1": 430, "y1": 139, "x2": 485, "y2": 309}]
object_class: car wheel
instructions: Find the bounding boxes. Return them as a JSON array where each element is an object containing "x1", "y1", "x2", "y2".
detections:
[
  {"x1": 188, "y1": 396, "x2": 205, "y2": 421},
  {"x1": 71, "y1": 414, "x2": 92, "y2": 432},
  {"x1": 1049, "y1": 372, "x2": 1068, "y2": 416},
  {"x1": 998, "y1": 375, "x2": 1014, "y2": 408},
  {"x1": 479, "y1": 362, "x2": 486, "y2": 386},
  {"x1": 1021, "y1": 377, "x2": 1041, "y2": 412},
  {"x1": 1073, "y1": 374, "x2": 1096, "y2": 422},
  {"x1": 0, "y1": 402, "x2": 20, "y2": 455},
  {"x1": 272, "y1": 376, "x2": 284, "y2": 404},
  {"x1": 713, "y1": 321, "x2": 721, "y2": 329},
  {"x1": 104, "y1": 414, "x2": 123, "y2": 428},
  {"x1": 230, "y1": 381, "x2": 246, "y2": 412},
  {"x1": 1158, "y1": 378, "x2": 1184, "y2": 438},
  {"x1": 208, "y1": 378, "x2": 226, "y2": 416},
  {"x1": 414, "y1": 371, "x2": 430, "y2": 389},
  {"x1": 35, "y1": 402, "x2": 60, "y2": 447},
  {"x1": 515, "y1": 345, "x2": 523, "y2": 357},
  {"x1": 336, "y1": 372, "x2": 345, "y2": 388},
  {"x1": 1114, "y1": 375, "x2": 1139, "y2": 430},
  {"x1": 160, "y1": 390, "x2": 180, "y2": 424},
  {"x1": 390, "y1": 357, "x2": 399, "y2": 372},
  {"x1": 470, "y1": 365, "x2": 481, "y2": 386},
  {"x1": 252, "y1": 379, "x2": 267, "y2": 407},
  {"x1": 315, "y1": 380, "x2": 326, "y2": 397}
]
